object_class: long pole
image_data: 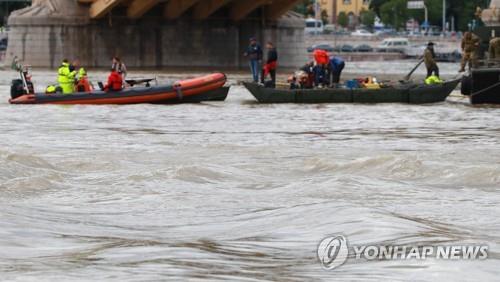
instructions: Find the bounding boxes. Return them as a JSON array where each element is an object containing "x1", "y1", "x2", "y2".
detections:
[
  {"x1": 424, "y1": 4, "x2": 428, "y2": 33},
  {"x1": 442, "y1": 0, "x2": 446, "y2": 34},
  {"x1": 314, "y1": 0, "x2": 318, "y2": 35}
]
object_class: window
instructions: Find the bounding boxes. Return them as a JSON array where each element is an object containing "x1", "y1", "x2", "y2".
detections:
[{"x1": 343, "y1": 0, "x2": 351, "y2": 4}]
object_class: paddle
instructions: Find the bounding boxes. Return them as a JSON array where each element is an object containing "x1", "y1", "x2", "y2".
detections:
[{"x1": 404, "y1": 59, "x2": 424, "y2": 81}]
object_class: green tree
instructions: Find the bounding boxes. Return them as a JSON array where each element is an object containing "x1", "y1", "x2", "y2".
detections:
[
  {"x1": 321, "y1": 9, "x2": 329, "y2": 24},
  {"x1": 294, "y1": 0, "x2": 314, "y2": 17},
  {"x1": 360, "y1": 9, "x2": 376, "y2": 29},
  {"x1": 369, "y1": 0, "x2": 386, "y2": 17},
  {"x1": 337, "y1": 11, "x2": 349, "y2": 28},
  {"x1": 447, "y1": 0, "x2": 489, "y2": 31},
  {"x1": 406, "y1": 0, "x2": 442, "y2": 29},
  {"x1": 379, "y1": 0, "x2": 408, "y2": 30},
  {"x1": 371, "y1": 0, "x2": 490, "y2": 31}
]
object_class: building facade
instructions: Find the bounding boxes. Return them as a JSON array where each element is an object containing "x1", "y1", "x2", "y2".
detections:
[{"x1": 320, "y1": 0, "x2": 370, "y2": 26}]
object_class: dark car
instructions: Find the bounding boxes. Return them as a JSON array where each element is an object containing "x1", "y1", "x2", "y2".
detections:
[
  {"x1": 307, "y1": 44, "x2": 334, "y2": 53},
  {"x1": 355, "y1": 44, "x2": 373, "y2": 52},
  {"x1": 340, "y1": 44, "x2": 354, "y2": 53}
]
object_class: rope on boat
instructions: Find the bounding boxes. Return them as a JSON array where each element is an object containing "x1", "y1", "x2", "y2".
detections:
[{"x1": 470, "y1": 81, "x2": 500, "y2": 97}]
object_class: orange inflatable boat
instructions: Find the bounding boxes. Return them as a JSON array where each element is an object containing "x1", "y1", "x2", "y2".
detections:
[{"x1": 9, "y1": 73, "x2": 227, "y2": 105}]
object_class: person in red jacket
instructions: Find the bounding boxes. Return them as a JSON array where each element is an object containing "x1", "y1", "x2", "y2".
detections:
[
  {"x1": 313, "y1": 49, "x2": 330, "y2": 87},
  {"x1": 103, "y1": 69, "x2": 123, "y2": 92}
]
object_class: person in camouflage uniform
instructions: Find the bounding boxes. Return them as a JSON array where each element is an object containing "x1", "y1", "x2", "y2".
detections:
[
  {"x1": 424, "y1": 42, "x2": 439, "y2": 78},
  {"x1": 460, "y1": 32, "x2": 481, "y2": 72},
  {"x1": 489, "y1": 37, "x2": 500, "y2": 60}
]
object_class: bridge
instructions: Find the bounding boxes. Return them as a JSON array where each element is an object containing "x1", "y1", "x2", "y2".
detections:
[
  {"x1": 6, "y1": 0, "x2": 306, "y2": 68},
  {"x1": 81, "y1": 0, "x2": 300, "y2": 21}
]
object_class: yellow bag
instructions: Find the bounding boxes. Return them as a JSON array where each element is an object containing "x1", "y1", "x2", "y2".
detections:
[{"x1": 425, "y1": 75, "x2": 443, "y2": 85}]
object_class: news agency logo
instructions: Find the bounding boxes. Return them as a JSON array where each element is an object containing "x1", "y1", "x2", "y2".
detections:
[
  {"x1": 317, "y1": 235, "x2": 349, "y2": 270},
  {"x1": 318, "y1": 235, "x2": 489, "y2": 271}
]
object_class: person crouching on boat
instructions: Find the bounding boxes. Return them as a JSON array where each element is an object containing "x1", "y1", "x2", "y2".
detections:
[
  {"x1": 328, "y1": 56, "x2": 345, "y2": 86},
  {"x1": 76, "y1": 67, "x2": 93, "y2": 92},
  {"x1": 103, "y1": 68, "x2": 123, "y2": 92},
  {"x1": 57, "y1": 59, "x2": 77, "y2": 94},
  {"x1": 261, "y1": 42, "x2": 278, "y2": 88},
  {"x1": 424, "y1": 42, "x2": 439, "y2": 79},
  {"x1": 313, "y1": 49, "x2": 329, "y2": 88},
  {"x1": 289, "y1": 62, "x2": 314, "y2": 89}
]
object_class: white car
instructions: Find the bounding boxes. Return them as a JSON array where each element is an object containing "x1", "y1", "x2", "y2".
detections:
[
  {"x1": 351, "y1": 29, "x2": 374, "y2": 37},
  {"x1": 305, "y1": 19, "x2": 324, "y2": 34},
  {"x1": 377, "y1": 38, "x2": 409, "y2": 53}
]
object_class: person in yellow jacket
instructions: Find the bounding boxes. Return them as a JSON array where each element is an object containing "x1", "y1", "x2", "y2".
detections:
[{"x1": 58, "y1": 59, "x2": 77, "y2": 94}]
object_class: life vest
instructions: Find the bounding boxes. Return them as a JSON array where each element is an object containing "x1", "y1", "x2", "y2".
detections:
[
  {"x1": 76, "y1": 77, "x2": 93, "y2": 92},
  {"x1": 46, "y1": 85, "x2": 57, "y2": 94},
  {"x1": 313, "y1": 49, "x2": 329, "y2": 65}
]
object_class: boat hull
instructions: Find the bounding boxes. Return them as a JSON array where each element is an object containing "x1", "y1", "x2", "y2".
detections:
[
  {"x1": 469, "y1": 68, "x2": 500, "y2": 105},
  {"x1": 160, "y1": 86, "x2": 229, "y2": 104},
  {"x1": 9, "y1": 73, "x2": 227, "y2": 105},
  {"x1": 243, "y1": 79, "x2": 460, "y2": 104}
]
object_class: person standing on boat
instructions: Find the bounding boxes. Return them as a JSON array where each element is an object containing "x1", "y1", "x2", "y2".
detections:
[
  {"x1": 460, "y1": 32, "x2": 480, "y2": 72},
  {"x1": 489, "y1": 37, "x2": 500, "y2": 60},
  {"x1": 103, "y1": 68, "x2": 123, "y2": 92},
  {"x1": 112, "y1": 56, "x2": 128, "y2": 80},
  {"x1": 244, "y1": 37, "x2": 263, "y2": 83},
  {"x1": 57, "y1": 59, "x2": 77, "y2": 94},
  {"x1": 424, "y1": 42, "x2": 439, "y2": 78},
  {"x1": 261, "y1": 42, "x2": 278, "y2": 87},
  {"x1": 328, "y1": 56, "x2": 345, "y2": 86}
]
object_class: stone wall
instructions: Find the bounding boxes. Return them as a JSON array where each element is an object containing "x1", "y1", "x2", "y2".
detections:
[{"x1": 6, "y1": 10, "x2": 307, "y2": 69}]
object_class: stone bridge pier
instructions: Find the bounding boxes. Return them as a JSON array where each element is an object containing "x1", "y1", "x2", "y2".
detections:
[{"x1": 6, "y1": 0, "x2": 306, "y2": 69}]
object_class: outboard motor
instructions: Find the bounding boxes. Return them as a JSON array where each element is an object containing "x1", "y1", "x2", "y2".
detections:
[{"x1": 10, "y1": 79, "x2": 34, "y2": 100}]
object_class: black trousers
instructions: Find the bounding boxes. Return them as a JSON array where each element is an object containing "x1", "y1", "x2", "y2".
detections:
[
  {"x1": 261, "y1": 69, "x2": 276, "y2": 85},
  {"x1": 427, "y1": 64, "x2": 439, "y2": 78}
]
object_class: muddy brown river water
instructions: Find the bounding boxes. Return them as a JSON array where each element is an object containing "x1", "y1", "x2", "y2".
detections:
[{"x1": 0, "y1": 62, "x2": 499, "y2": 281}]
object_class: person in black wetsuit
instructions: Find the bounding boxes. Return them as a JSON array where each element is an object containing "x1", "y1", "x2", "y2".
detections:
[{"x1": 261, "y1": 42, "x2": 278, "y2": 87}]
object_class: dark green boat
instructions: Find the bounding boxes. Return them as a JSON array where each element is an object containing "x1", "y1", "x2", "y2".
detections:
[{"x1": 243, "y1": 79, "x2": 460, "y2": 104}]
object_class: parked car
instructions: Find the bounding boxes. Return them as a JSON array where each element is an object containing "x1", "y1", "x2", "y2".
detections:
[
  {"x1": 323, "y1": 24, "x2": 336, "y2": 34},
  {"x1": 351, "y1": 29, "x2": 374, "y2": 37},
  {"x1": 404, "y1": 44, "x2": 426, "y2": 58},
  {"x1": 307, "y1": 44, "x2": 334, "y2": 53},
  {"x1": 355, "y1": 44, "x2": 373, "y2": 53},
  {"x1": 375, "y1": 29, "x2": 398, "y2": 37},
  {"x1": 305, "y1": 18, "x2": 324, "y2": 34},
  {"x1": 377, "y1": 38, "x2": 409, "y2": 53},
  {"x1": 340, "y1": 44, "x2": 354, "y2": 52}
]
